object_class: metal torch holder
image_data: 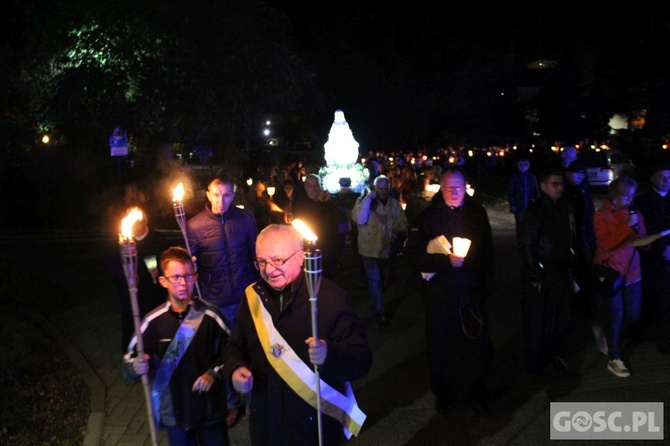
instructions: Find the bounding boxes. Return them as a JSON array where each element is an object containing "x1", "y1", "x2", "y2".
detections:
[
  {"x1": 173, "y1": 201, "x2": 203, "y2": 299},
  {"x1": 120, "y1": 238, "x2": 159, "y2": 446},
  {"x1": 303, "y1": 246, "x2": 323, "y2": 446}
]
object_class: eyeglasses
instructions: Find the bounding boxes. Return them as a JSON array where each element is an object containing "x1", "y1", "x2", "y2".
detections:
[
  {"x1": 162, "y1": 274, "x2": 197, "y2": 284},
  {"x1": 443, "y1": 186, "x2": 465, "y2": 193},
  {"x1": 254, "y1": 250, "x2": 302, "y2": 270}
]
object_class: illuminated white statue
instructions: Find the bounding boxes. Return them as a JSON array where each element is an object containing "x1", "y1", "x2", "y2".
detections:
[{"x1": 320, "y1": 110, "x2": 369, "y2": 193}]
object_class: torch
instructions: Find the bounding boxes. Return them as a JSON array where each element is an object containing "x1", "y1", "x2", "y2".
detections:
[
  {"x1": 291, "y1": 219, "x2": 323, "y2": 446},
  {"x1": 172, "y1": 183, "x2": 203, "y2": 299},
  {"x1": 172, "y1": 184, "x2": 230, "y2": 335},
  {"x1": 119, "y1": 208, "x2": 159, "y2": 446}
]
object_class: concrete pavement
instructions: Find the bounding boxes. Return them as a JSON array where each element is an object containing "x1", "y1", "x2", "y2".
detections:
[{"x1": 36, "y1": 202, "x2": 670, "y2": 445}]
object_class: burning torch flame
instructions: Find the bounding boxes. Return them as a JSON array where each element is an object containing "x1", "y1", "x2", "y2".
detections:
[
  {"x1": 121, "y1": 207, "x2": 143, "y2": 240},
  {"x1": 292, "y1": 219, "x2": 318, "y2": 242},
  {"x1": 173, "y1": 183, "x2": 185, "y2": 203}
]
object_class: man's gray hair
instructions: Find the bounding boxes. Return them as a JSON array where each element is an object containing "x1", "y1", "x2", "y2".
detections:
[{"x1": 257, "y1": 224, "x2": 304, "y2": 251}]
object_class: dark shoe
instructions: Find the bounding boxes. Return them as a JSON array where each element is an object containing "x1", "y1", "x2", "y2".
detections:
[
  {"x1": 375, "y1": 313, "x2": 388, "y2": 327},
  {"x1": 434, "y1": 399, "x2": 451, "y2": 414},
  {"x1": 226, "y1": 407, "x2": 242, "y2": 428}
]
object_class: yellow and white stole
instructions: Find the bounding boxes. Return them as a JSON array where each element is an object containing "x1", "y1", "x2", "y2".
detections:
[{"x1": 245, "y1": 287, "x2": 366, "y2": 438}]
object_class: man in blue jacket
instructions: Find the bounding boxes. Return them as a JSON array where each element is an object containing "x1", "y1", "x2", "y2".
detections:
[{"x1": 186, "y1": 173, "x2": 258, "y2": 427}]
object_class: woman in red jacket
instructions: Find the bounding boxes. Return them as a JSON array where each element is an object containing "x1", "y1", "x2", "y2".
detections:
[{"x1": 594, "y1": 176, "x2": 647, "y2": 378}]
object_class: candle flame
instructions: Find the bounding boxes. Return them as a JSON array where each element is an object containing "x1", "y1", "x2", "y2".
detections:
[
  {"x1": 173, "y1": 183, "x2": 185, "y2": 202},
  {"x1": 292, "y1": 219, "x2": 318, "y2": 242},
  {"x1": 266, "y1": 186, "x2": 276, "y2": 197},
  {"x1": 121, "y1": 207, "x2": 143, "y2": 239}
]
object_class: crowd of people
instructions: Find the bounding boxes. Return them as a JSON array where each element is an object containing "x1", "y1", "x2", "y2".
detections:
[{"x1": 108, "y1": 146, "x2": 670, "y2": 445}]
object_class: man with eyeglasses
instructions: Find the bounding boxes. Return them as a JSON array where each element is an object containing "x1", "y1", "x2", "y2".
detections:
[
  {"x1": 223, "y1": 224, "x2": 372, "y2": 445},
  {"x1": 124, "y1": 247, "x2": 230, "y2": 445},
  {"x1": 405, "y1": 167, "x2": 495, "y2": 417},
  {"x1": 518, "y1": 169, "x2": 576, "y2": 376},
  {"x1": 292, "y1": 174, "x2": 348, "y2": 279},
  {"x1": 186, "y1": 173, "x2": 258, "y2": 427}
]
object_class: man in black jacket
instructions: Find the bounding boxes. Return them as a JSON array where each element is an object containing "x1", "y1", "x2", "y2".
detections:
[
  {"x1": 634, "y1": 162, "x2": 670, "y2": 352},
  {"x1": 124, "y1": 247, "x2": 229, "y2": 445},
  {"x1": 518, "y1": 169, "x2": 576, "y2": 376},
  {"x1": 405, "y1": 167, "x2": 495, "y2": 416},
  {"x1": 224, "y1": 224, "x2": 372, "y2": 445},
  {"x1": 186, "y1": 173, "x2": 258, "y2": 427}
]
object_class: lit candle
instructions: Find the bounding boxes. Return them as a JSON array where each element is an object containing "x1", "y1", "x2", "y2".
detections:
[{"x1": 452, "y1": 237, "x2": 471, "y2": 258}]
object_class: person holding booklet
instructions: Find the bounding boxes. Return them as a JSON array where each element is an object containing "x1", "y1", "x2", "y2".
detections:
[
  {"x1": 405, "y1": 167, "x2": 495, "y2": 416},
  {"x1": 223, "y1": 224, "x2": 372, "y2": 445}
]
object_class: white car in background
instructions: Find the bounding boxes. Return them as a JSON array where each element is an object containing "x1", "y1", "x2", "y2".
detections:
[{"x1": 582, "y1": 150, "x2": 635, "y2": 188}]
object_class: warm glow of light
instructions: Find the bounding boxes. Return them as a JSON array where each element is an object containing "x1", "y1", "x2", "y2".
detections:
[
  {"x1": 401, "y1": 202, "x2": 407, "y2": 210},
  {"x1": 246, "y1": 178, "x2": 253, "y2": 186},
  {"x1": 468, "y1": 150, "x2": 474, "y2": 157},
  {"x1": 267, "y1": 186, "x2": 276, "y2": 197},
  {"x1": 42, "y1": 135, "x2": 50, "y2": 144},
  {"x1": 121, "y1": 207, "x2": 143, "y2": 239},
  {"x1": 323, "y1": 110, "x2": 359, "y2": 167},
  {"x1": 452, "y1": 237, "x2": 471, "y2": 258},
  {"x1": 425, "y1": 184, "x2": 441, "y2": 194},
  {"x1": 292, "y1": 219, "x2": 318, "y2": 242},
  {"x1": 172, "y1": 183, "x2": 184, "y2": 202},
  {"x1": 466, "y1": 184, "x2": 475, "y2": 197}
]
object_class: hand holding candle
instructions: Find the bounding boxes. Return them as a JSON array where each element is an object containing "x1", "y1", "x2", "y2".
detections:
[{"x1": 451, "y1": 237, "x2": 471, "y2": 268}]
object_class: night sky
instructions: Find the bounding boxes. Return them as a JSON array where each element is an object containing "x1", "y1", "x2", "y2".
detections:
[{"x1": 266, "y1": 1, "x2": 670, "y2": 149}]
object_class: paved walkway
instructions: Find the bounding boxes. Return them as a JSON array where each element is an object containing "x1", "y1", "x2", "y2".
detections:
[{"x1": 34, "y1": 203, "x2": 670, "y2": 445}]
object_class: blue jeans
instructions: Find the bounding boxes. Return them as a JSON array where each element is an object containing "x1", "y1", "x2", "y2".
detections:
[
  {"x1": 218, "y1": 303, "x2": 240, "y2": 410},
  {"x1": 166, "y1": 421, "x2": 228, "y2": 446},
  {"x1": 607, "y1": 281, "x2": 642, "y2": 360},
  {"x1": 361, "y1": 256, "x2": 390, "y2": 315}
]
